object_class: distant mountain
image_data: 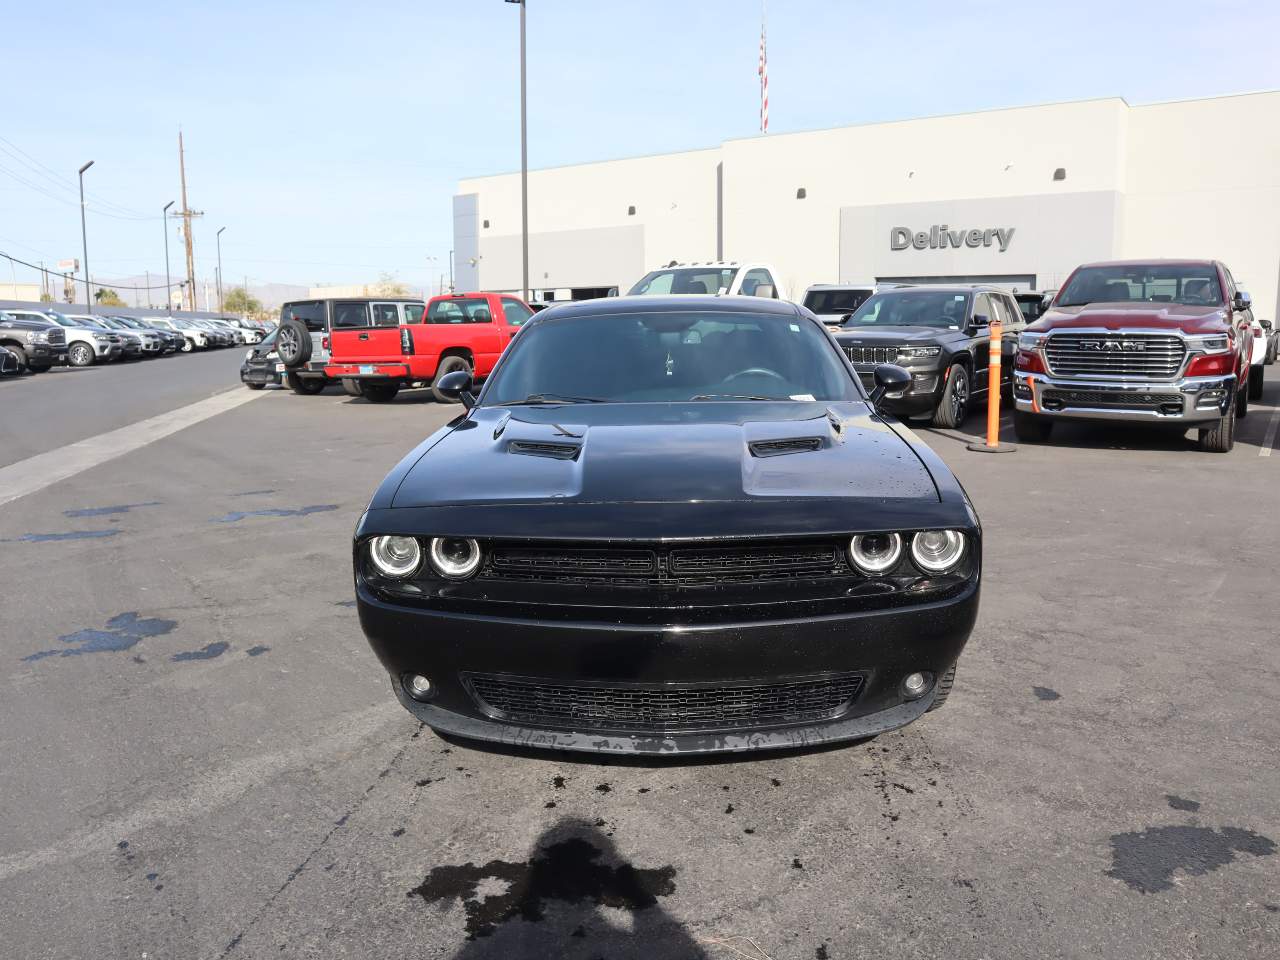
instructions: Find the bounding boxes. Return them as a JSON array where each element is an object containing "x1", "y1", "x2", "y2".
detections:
[{"x1": 89, "y1": 274, "x2": 308, "y2": 310}]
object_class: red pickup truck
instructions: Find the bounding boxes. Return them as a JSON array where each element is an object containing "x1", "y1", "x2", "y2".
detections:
[
  {"x1": 1013, "y1": 259, "x2": 1255, "y2": 452},
  {"x1": 324, "y1": 292, "x2": 536, "y2": 402}
]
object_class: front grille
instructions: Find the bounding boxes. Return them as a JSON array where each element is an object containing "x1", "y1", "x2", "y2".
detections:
[
  {"x1": 1045, "y1": 334, "x2": 1185, "y2": 379},
  {"x1": 47, "y1": 329, "x2": 66, "y2": 346},
  {"x1": 842, "y1": 345, "x2": 898, "y2": 365},
  {"x1": 1041, "y1": 389, "x2": 1182, "y2": 410},
  {"x1": 486, "y1": 541, "x2": 847, "y2": 586},
  {"x1": 466, "y1": 672, "x2": 865, "y2": 732}
]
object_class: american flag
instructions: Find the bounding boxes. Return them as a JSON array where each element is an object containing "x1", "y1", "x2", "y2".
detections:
[{"x1": 758, "y1": 15, "x2": 768, "y2": 133}]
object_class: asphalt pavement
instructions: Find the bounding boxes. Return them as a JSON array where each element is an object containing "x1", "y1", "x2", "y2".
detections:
[{"x1": 1, "y1": 354, "x2": 1277, "y2": 960}]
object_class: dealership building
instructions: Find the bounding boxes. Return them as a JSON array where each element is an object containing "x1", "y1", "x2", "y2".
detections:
[{"x1": 453, "y1": 91, "x2": 1280, "y2": 319}]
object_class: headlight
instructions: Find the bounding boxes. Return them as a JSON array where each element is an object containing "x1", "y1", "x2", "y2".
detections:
[
  {"x1": 93, "y1": 334, "x2": 110, "y2": 342},
  {"x1": 244, "y1": 349, "x2": 254, "y2": 360},
  {"x1": 911, "y1": 530, "x2": 966, "y2": 573},
  {"x1": 1198, "y1": 336, "x2": 1229, "y2": 352},
  {"x1": 1018, "y1": 333, "x2": 1044, "y2": 350},
  {"x1": 849, "y1": 533, "x2": 902, "y2": 575},
  {"x1": 31, "y1": 331, "x2": 49, "y2": 343},
  {"x1": 899, "y1": 346, "x2": 941, "y2": 359},
  {"x1": 369, "y1": 536, "x2": 421, "y2": 578},
  {"x1": 428, "y1": 537, "x2": 482, "y2": 579}
]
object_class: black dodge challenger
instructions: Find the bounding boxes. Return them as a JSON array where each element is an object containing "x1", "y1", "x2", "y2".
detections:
[{"x1": 353, "y1": 295, "x2": 980, "y2": 755}]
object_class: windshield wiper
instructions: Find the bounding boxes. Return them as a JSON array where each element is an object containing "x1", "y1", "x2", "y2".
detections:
[
  {"x1": 690, "y1": 393, "x2": 787, "y2": 401},
  {"x1": 495, "y1": 393, "x2": 607, "y2": 406}
]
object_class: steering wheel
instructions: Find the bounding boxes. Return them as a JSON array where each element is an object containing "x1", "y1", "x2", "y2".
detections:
[{"x1": 722, "y1": 367, "x2": 788, "y2": 385}]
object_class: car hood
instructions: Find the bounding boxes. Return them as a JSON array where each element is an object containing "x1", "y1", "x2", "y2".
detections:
[
  {"x1": 832, "y1": 326, "x2": 956, "y2": 343},
  {"x1": 1029, "y1": 302, "x2": 1229, "y2": 334},
  {"x1": 0, "y1": 319, "x2": 56, "y2": 332},
  {"x1": 390, "y1": 402, "x2": 938, "y2": 509}
]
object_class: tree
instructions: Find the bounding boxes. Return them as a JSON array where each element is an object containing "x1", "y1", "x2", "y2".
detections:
[
  {"x1": 373, "y1": 272, "x2": 411, "y2": 297},
  {"x1": 223, "y1": 286, "x2": 262, "y2": 316},
  {"x1": 39, "y1": 292, "x2": 53, "y2": 303},
  {"x1": 94, "y1": 288, "x2": 125, "y2": 306}
]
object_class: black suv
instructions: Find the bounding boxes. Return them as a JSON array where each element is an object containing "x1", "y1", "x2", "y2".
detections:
[
  {"x1": 0, "y1": 309, "x2": 68, "y2": 373},
  {"x1": 826, "y1": 285, "x2": 1024, "y2": 427}
]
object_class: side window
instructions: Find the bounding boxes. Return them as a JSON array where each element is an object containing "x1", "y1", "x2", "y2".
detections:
[
  {"x1": 282, "y1": 300, "x2": 327, "y2": 333},
  {"x1": 740, "y1": 268, "x2": 776, "y2": 297},
  {"x1": 993, "y1": 295, "x2": 1018, "y2": 328},
  {"x1": 501, "y1": 298, "x2": 534, "y2": 327},
  {"x1": 403, "y1": 303, "x2": 425, "y2": 324},
  {"x1": 332, "y1": 301, "x2": 371, "y2": 329},
  {"x1": 971, "y1": 294, "x2": 995, "y2": 326},
  {"x1": 371, "y1": 303, "x2": 401, "y2": 327}
]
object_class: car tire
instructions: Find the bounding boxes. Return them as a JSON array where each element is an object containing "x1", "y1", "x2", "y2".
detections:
[
  {"x1": 1248, "y1": 365, "x2": 1263, "y2": 401},
  {"x1": 341, "y1": 377, "x2": 364, "y2": 398},
  {"x1": 930, "y1": 363, "x2": 969, "y2": 428},
  {"x1": 1, "y1": 346, "x2": 24, "y2": 373},
  {"x1": 927, "y1": 662, "x2": 956, "y2": 712},
  {"x1": 362, "y1": 383, "x2": 400, "y2": 403},
  {"x1": 245, "y1": 382, "x2": 265, "y2": 391},
  {"x1": 28, "y1": 362, "x2": 52, "y2": 373},
  {"x1": 1199, "y1": 401, "x2": 1236, "y2": 453},
  {"x1": 1013, "y1": 410, "x2": 1053, "y2": 442},
  {"x1": 180, "y1": 337, "x2": 194, "y2": 353},
  {"x1": 284, "y1": 371, "x2": 326, "y2": 395},
  {"x1": 276, "y1": 319, "x2": 312, "y2": 369},
  {"x1": 68, "y1": 342, "x2": 95, "y2": 367},
  {"x1": 431, "y1": 355, "x2": 473, "y2": 404}
]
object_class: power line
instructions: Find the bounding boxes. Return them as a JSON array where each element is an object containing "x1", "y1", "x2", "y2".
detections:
[
  {"x1": 0, "y1": 250, "x2": 185, "y2": 292},
  {"x1": 0, "y1": 159, "x2": 154, "y2": 221},
  {"x1": 0, "y1": 136, "x2": 154, "y2": 218}
]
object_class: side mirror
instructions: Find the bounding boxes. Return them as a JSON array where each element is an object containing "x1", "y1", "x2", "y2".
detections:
[
  {"x1": 868, "y1": 363, "x2": 911, "y2": 408},
  {"x1": 970, "y1": 313, "x2": 990, "y2": 328},
  {"x1": 1261, "y1": 319, "x2": 1273, "y2": 331},
  {"x1": 1233, "y1": 291, "x2": 1252, "y2": 312},
  {"x1": 753, "y1": 283, "x2": 775, "y2": 299},
  {"x1": 434, "y1": 369, "x2": 475, "y2": 409}
]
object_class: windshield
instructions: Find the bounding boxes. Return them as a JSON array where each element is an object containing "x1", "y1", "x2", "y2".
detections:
[
  {"x1": 173, "y1": 319, "x2": 194, "y2": 330},
  {"x1": 1058, "y1": 264, "x2": 1223, "y2": 307},
  {"x1": 44, "y1": 312, "x2": 78, "y2": 327},
  {"x1": 483, "y1": 310, "x2": 858, "y2": 404},
  {"x1": 628, "y1": 267, "x2": 739, "y2": 296},
  {"x1": 804, "y1": 289, "x2": 873, "y2": 317},
  {"x1": 845, "y1": 291, "x2": 971, "y2": 329}
]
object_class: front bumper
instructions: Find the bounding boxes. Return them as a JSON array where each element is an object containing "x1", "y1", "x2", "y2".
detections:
[
  {"x1": 358, "y1": 578, "x2": 978, "y2": 755},
  {"x1": 240, "y1": 361, "x2": 281, "y2": 385},
  {"x1": 1014, "y1": 371, "x2": 1234, "y2": 424}
]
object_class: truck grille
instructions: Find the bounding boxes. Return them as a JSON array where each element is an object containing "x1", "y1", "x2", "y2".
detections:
[
  {"x1": 466, "y1": 673, "x2": 865, "y2": 733},
  {"x1": 1041, "y1": 389, "x2": 1183, "y2": 411},
  {"x1": 1045, "y1": 334, "x2": 1185, "y2": 379},
  {"x1": 47, "y1": 329, "x2": 66, "y2": 346},
  {"x1": 486, "y1": 541, "x2": 848, "y2": 586},
  {"x1": 842, "y1": 345, "x2": 898, "y2": 365}
]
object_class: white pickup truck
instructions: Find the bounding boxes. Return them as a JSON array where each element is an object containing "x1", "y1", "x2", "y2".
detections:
[{"x1": 628, "y1": 261, "x2": 789, "y2": 301}]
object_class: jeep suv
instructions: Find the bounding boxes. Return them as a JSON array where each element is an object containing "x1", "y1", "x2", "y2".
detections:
[
  {"x1": 628, "y1": 261, "x2": 788, "y2": 300},
  {"x1": 803, "y1": 283, "x2": 910, "y2": 327},
  {"x1": 827, "y1": 285, "x2": 1025, "y2": 427},
  {"x1": 276, "y1": 297, "x2": 425, "y2": 395},
  {"x1": 0, "y1": 309, "x2": 67, "y2": 372}
]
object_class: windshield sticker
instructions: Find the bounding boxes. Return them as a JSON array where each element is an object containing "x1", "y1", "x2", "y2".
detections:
[{"x1": 790, "y1": 393, "x2": 816, "y2": 402}]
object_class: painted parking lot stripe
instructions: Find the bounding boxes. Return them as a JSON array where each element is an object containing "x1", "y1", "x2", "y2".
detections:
[
  {"x1": 0, "y1": 388, "x2": 266, "y2": 508},
  {"x1": 1260, "y1": 405, "x2": 1280, "y2": 458}
]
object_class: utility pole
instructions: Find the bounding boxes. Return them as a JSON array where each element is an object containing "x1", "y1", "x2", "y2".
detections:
[
  {"x1": 145, "y1": 270, "x2": 151, "y2": 309},
  {"x1": 163, "y1": 200, "x2": 175, "y2": 312},
  {"x1": 177, "y1": 130, "x2": 203, "y2": 311}
]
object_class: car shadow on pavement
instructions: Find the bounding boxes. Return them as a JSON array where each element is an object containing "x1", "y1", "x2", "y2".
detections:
[{"x1": 412, "y1": 817, "x2": 710, "y2": 959}]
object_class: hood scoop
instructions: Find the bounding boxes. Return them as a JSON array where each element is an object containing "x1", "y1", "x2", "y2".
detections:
[
  {"x1": 748, "y1": 437, "x2": 824, "y2": 458},
  {"x1": 508, "y1": 439, "x2": 583, "y2": 461}
]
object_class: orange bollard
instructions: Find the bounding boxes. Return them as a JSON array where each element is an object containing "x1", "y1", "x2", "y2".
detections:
[{"x1": 966, "y1": 319, "x2": 1016, "y2": 453}]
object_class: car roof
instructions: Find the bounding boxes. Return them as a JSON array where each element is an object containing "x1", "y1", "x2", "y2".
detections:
[
  {"x1": 534, "y1": 294, "x2": 799, "y2": 320},
  {"x1": 870, "y1": 285, "x2": 1002, "y2": 295},
  {"x1": 1074, "y1": 259, "x2": 1217, "y2": 269},
  {"x1": 281, "y1": 296, "x2": 424, "y2": 306}
]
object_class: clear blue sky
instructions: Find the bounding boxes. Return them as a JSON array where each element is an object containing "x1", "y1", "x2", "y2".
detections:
[{"x1": 2, "y1": 0, "x2": 1277, "y2": 297}]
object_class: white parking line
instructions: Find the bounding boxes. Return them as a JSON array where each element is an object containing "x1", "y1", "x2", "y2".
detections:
[
  {"x1": 0, "y1": 388, "x2": 266, "y2": 507},
  {"x1": 1261, "y1": 405, "x2": 1280, "y2": 458}
]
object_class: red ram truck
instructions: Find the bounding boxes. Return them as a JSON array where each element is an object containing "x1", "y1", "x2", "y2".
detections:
[
  {"x1": 1013, "y1": 260, "x2": 1255, "y2": 453},
  {"x1": 324, "y1": 292, "x2": 536, "y2": 403}
]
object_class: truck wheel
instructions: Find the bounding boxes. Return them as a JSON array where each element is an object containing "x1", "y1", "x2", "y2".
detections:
[
  {"x1": 1199, "y1": 403, "x2": 1235, "y2": 453},
  {"x1": 1, "y1": 346, "x2": 23, "y2": 373},
  {"x1": 1013, "y1": 410, "x2": 1053, "y2": 442},
  {"x1": 362, "y1": 383, "x2": 400, "y2": 403},
  {"x1": 930, "y1": 364, "x2": 968, "y2": 428},
  {"x1": 927, "y1": 662, "x2": 957, "y2": 712},
  {"x1": 68, "y1": 342, "x2": 95, "y2": 367},
  {"x1": 341, "y1": 378, "x2": 364, "y2": 398},
  {"x1": 284, "y1": 371, "x2": 325, "y2": 395},
  {"x1": 276, "y1": 319, "x2": 312, "y2": 368},
  {"x1": 1248, "y1": 365, "x2": 1263, "y2": 400},
  {"x1": 432, "y1": 356, "x2": 472, "y2": 403},
  {"x1": 27, "y1": 362, "x2": 52, "y2": 373}
]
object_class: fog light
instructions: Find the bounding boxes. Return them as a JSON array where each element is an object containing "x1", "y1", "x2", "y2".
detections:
[
  {"x1": 902, "y1": 671, "x2": 931, "y2": 699},
  {"x1": 404, "y1": 673, "x2": 433, "y2": 701}
]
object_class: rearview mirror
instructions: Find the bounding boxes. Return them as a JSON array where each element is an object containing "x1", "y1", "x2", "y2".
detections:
[
  {"x1": 868, "y1": 363, "x2": 911, "y2": 409},
  {"x1": 434, "y1": 369, "x2": 475, "y2": 408}
]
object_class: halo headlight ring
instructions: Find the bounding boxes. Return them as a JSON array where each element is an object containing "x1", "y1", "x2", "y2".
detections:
[
  {"x1": 428, "y1": 537, "x2": 483, "y2": 580},
  {"x1": 848, "y1": 533, "x2": 903, "y2": 575},
  {"x1": 368, "y1": 535, "x2": 422, "y2": 579},
  {"x1": 910, "y1": 530, "x2": 966, "y2": 574}
]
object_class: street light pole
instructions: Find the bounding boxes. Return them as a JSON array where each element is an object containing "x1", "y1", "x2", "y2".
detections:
[
  {"x1": 505, "y1": 0, "x2": 529, "y2": 302},
  {"x1": 216, "y1": 227, "x2": 226, "y2": 313},
  {"x1": 78, "y1": 161, "x2": 94, "y2": 313},
  {"x1": 448, "y1": 248, "x2": 455, "y2": 293},
  {"x1": 163, "y1": 201, "x2": 175, "y2": 313}
]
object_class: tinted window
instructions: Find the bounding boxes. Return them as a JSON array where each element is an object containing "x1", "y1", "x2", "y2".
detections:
[
  {"x1": 1058, "y1": 264, "x2": 1223, "y2": 306},
  {"x1": 332, "y1": 301, "x2": 371, "y2": 329},
  {"x1": 803, "y1": 289, "x2": 873, "y2": 316},
  {"x1": 403, "y1": 303, "x2": 425, "y2": 324},
  {"x1": 428, "y1": 298, "x2": 493, "y2": 324},
  {"x1": 628, "y1": 267, "x2": 738, "y2": 296},
  {"x1": 282, "y1": 300, "x2": 327, "y2": 332},
  {"x1": 846, "y1": 291, "x2": 971, "y2": 329},
  {"x1": 484, "y1": 310, "x2": 858, "y2": 404},
  {"x1": 371, "y1": 303, "x2": 401, "y2": 327},
  {"x1": 501, "y1": 299, "x2": 534, "y2": 327}
]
